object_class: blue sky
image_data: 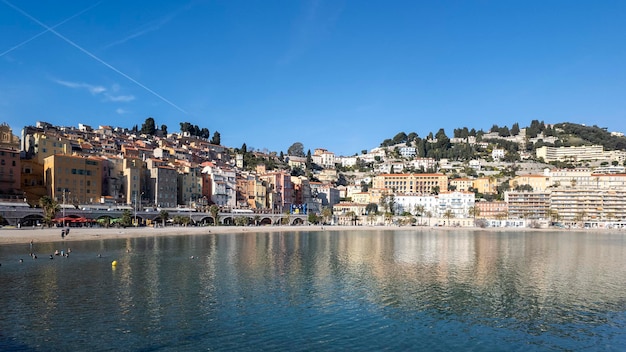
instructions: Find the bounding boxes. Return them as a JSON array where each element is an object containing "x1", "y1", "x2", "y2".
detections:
[{"x1": 1, "y1": 0, "x2": 625, "y2": 156}]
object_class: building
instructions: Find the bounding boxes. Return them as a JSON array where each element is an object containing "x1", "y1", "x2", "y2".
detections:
[
  {"x1": 437, "y1": 191, "x2": 475, "y2": 218},
  {"x1": 43, "y1": 154, "x2": 102, "y2": 204},
  {"x1": 536, "y1": 145, "x2": 605, "y2": 162},
  {"x1": 509, "y1": 174, "x2": 550, "y2": 191},
  {"x1": 372, "y1": 173, "x2": 448, "y2": 194},
  {"x1": 450, "y1": 178, "x2": 473, "y2": 192},
  {"x1": 504, "y1": 191, "x2": 550, "y2": 220},
  {"x1": 549, "y1": 188, "x2": 626, "y2": 222},
  {"x1": 475, "y1": 200, "x2": 508, "y2": 219}
]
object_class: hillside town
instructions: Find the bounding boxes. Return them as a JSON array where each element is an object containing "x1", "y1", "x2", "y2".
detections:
[{"x1": 1, "y1": 119, "x2": 626, "y2": 229}]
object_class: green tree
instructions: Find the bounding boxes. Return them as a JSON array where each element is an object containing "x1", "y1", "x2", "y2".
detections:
[
  {"x1": 365, "y1": 203, "x2": 378, "y2": 215},
  {"x1": 287, "y1": 142, "x2": 305, "y2": 157},
  {"x1": 308, "y1": 213, "x2": 320, "y2": 224},
  {"x1": 414, "y1": 204, "x2": 425, "y2": 225},
  {"x1": 210, "y1": 131, "x2": 221, "y2": 145},
  {"x1": 321, "y1": 207, "x2": 333, "y2": 224},
  {"x1": 39, "y1": 196, "x2": 59, "y2": 227},
  {"x1": 120, "y1": 210, "x2": 133, "y2": 227},
  {"x1": 209, "y1": 205, "x2": 220, "y2": 226},
  {"x1": 468, "y1": 206, "x2": 480, "y2": 219},
  {"x1": 141, "y1": 117, "x2": 156, "y2": 135},
  {"x1": 443, "y1": 209, "x2": 455, "y2": 226},
  {"x1": 160, "y1": 124, "x2": 168, "y2": 135},
  {"x1": 159, "y1": 210, "x2": 169, "y2": 227},
  {"x1": 235, "y1": 216, "x2": 248, "y2": 226}
]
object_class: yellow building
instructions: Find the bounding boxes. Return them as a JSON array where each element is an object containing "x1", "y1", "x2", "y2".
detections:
[
  {"x1": 372, "y1": 173, "x2": 448, "y2": 194},
  {"x1": 43, "y1": 154, "x2": 102, "y2": 204},
  {"x1": 473, "y1": 177, "x2": 498, "y2": 194},
  {"x1": 32, "y1": 132, "x2": 72, "y2": 164},
  {"x1": 509, "y1": 174, "x2": 549, "y2": 191},
  {"x1": 351, "y1": 192, "x2": 371, "y2": 204},
  {"x1": 450, "y1": 178, "x2": 473, "y2": 192}
]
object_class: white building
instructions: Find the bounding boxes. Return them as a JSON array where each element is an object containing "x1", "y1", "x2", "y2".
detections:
[
  {"x1": 202, "y1": 164, "x2": 236, "y2": 207},
  {"x1": 436, "y1": 191, "x2": 475, "y2": 218},
  {"x1": 399, "y1": 146, "x2": 417, "y2": 158}
]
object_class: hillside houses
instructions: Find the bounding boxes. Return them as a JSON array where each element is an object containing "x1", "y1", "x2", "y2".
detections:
[{"x1": 4, "y1": 120, "x2": 626, "y2": 228}]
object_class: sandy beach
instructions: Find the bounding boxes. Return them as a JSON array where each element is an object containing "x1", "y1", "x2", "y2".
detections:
[
  {"x1": 0, "y1": 223, "x2": 612, "y2": 246},
  {"x1": 0, "y1": 225, "x2": 383, "y2": 245}
]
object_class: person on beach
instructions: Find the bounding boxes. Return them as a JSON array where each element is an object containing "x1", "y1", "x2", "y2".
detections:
[{"x1": 61, "y1": 229, "x2": 65, "y2": 238}]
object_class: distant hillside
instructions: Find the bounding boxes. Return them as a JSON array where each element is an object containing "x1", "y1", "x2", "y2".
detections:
[{"x1": 553, "y1": 123, "x2": 626, "y2": 151}]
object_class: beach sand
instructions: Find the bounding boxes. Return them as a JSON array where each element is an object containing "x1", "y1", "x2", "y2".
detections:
[
  {"x1": 0, "y1": 223, "x2": 614, "y2": 246},
  {"x1": 0, "y1": 225, "x2": 371, "y2": 245}
]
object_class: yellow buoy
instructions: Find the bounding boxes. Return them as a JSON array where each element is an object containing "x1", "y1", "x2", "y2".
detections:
[{"x1": 111, "y1": 260, "x2": 118, "y2": 266}]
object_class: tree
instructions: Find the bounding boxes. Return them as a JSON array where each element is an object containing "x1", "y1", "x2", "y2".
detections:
[
  {"x1": 141, "y1": 117, "x2": 156, "y2": 135},
  {"x1": 308, "y1": 213, "x2": 320, "y2": 224},
  {"x1": 443, "y1": 209, "x2": 455, "y2": 226},
  {"x1": 209, "y1": 205, "x2": 220, "y2": 226},
  {"x1": 120, "y1": 210, "x2": 133, "y2": 227},
  {"x1": 468, "y1": 206, "x2": 481, "y2": 225},
  {"x1": 414, "y1": 205, "x2": 425, "y2": 225},
  {"x1": 425, "y1": 210, "x2": 433, "y2": 227},
  {"x1": 211, "y1": 131, "x2": 221, "y2": 145},
  {"x1": 39, "y1": 196, "x2": 59, "y2": 227},
  {"x1": 159, "y1": 210, "x2": 169, "y2": 227},
  {"x1": 365, "y1": 203, "x2": 378, "y2": 215},
  {"x1": 321, "y1": 207, "x2": 333, "y2": 224},
  {"x1": 161, "y1": 124, "x2": 168, "y2": 135},
  {"x1": 306, "y1": 149, "x2": 313, "y2": 169},
  {"x1": 287, "y1": 142, "x2": 305, "y2": 157}
]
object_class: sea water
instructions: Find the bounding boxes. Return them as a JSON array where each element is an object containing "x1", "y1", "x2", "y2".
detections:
[{"x1": 1, "y1": 229, "x2": 625, "y2": 351}]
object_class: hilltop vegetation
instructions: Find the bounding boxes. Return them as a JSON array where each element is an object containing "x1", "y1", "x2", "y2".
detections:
[{"x1": 378, "y1": 121, "x2": 626, "y2": 163}]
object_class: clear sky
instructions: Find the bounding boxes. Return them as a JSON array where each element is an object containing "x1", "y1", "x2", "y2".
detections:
[{"x1": 1, "y1": 0, "x2": 625, "y2": 156}]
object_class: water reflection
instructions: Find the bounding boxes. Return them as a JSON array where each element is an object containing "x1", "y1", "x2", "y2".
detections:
[{"x1": 1, "y1": 230, "x2": 625, "y2": 351}]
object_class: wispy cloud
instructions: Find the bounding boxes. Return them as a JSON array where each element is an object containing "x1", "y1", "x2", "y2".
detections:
[
  {"x1": 54, "y1": 79, "x2": 135, "y2": 103},
  {"x1": 3, "y1": 0, "x2": 187, "y2": 113},
  {"x1": 105, "y1": 94, "x2": 135, "y2": 102},
  {"x1": 116, "y1": 108, "x2": 130, "y2": 114},
  {"x1": 55, "y1": 79, "x2": 106, "y2": 95},
  {"x1": 103, "y1": 2, "x2": 195, "y2": 50},
  {"x1": 0, "y1": 1, "x2": 101, "y2": 59}
]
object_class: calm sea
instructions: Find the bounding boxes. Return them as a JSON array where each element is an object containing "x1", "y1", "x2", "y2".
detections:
[{"x1": 1, "y1": 229, "x2": 625, "y2": 351}]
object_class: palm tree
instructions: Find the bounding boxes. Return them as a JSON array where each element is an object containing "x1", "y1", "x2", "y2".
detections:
[
  {"x1": 468, "y1": 206, "x2": 480, "y2": 221},
  {"x1": 159, "y1": 210, "x2": 169, "y2": 227},
  {"x1": 209, "y1": 205, "x2": 220, "y2": 226},
  {"x1": 414, "y1": 204, "x2": 425, "y2": 225},
  {"x1": 39, "y1": 196, "x2": 60, "y2": 227},
  {"x1": 321, "y1": 207, "x2": 333, "y2": 225},
  {"x1": 425, "y1": 210, "x2": 433, "y2": 227},
  {"x1": 443, "y1": 209, "x2": 455, "y2": 226},
  {"x1": 282, "y1": 212, "x2": 291, "y2": 226}
]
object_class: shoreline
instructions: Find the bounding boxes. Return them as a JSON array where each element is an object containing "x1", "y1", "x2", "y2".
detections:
[{"x1": 0, "y1": 224, "x2": 621, "y2": 245}]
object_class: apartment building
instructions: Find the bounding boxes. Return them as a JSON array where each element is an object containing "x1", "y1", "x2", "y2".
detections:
[
  {"x1": 536, "y1": 145, "x2": 605, "y2": 162},
  {"x1": 473, "y1": 177, "x2": 498, "y2": 194},
  {"x1": 260, "y1": 171, "x2": 294, "y2": 212},
  {"x1": 394, "y1": 194, "x2": 438, "y2": 216},
  {"x1": 509, "y1": 174, "x2": 550, "y2": 191},
  {"x1": 504, "y1": 191, "x2": 550, "y2": 220},
  {"x1": 475, "y1": 200, "x2": 508, "y2": 219},
  {"x1": 43, "y1": 154, "x2": 102, "y2": 204},
  {"x1": 450, "y1": 178, "x2": 473, "y2": 192},
  {"x1": 437, "y1": 191, "x2": 475, "y2": 218},
  {"x1": 550, "y1": 188, "x2": 626, "y2": 221},
  {"x1": 372, "y1": 173, "x2": 448, "y2": 194},
  {"x1": 0, "y1": 124, "x2": 21, "y2": 197}
]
